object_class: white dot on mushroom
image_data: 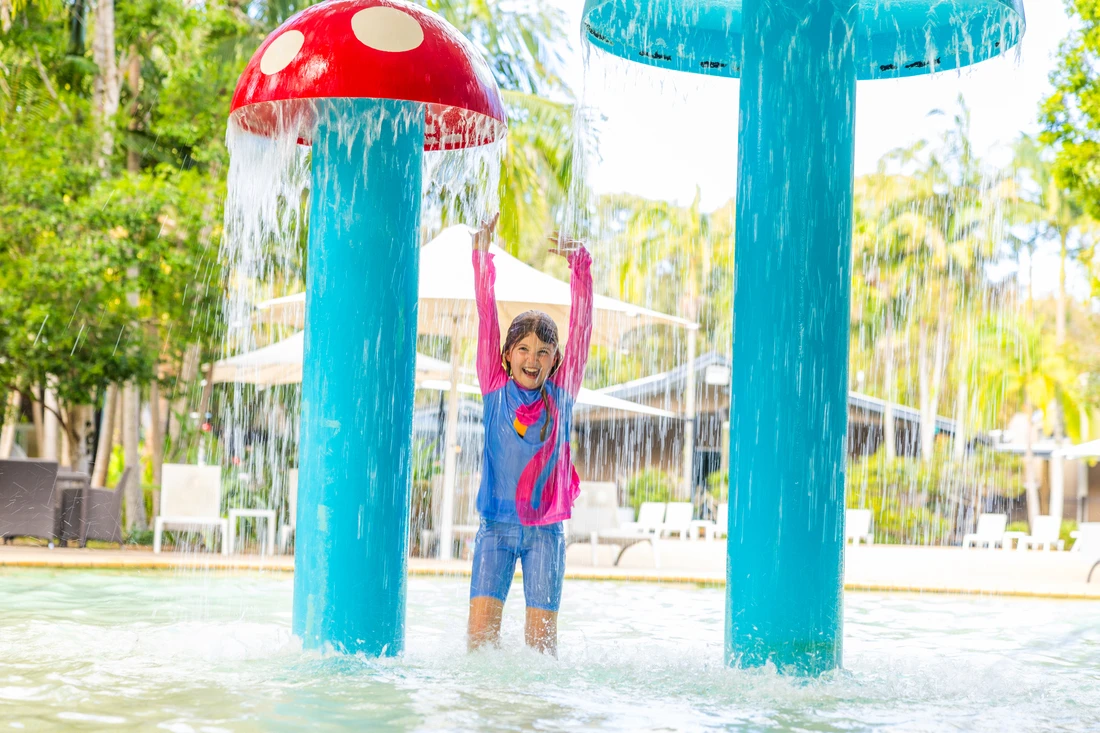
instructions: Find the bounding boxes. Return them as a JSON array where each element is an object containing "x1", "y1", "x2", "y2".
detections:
[
  {"x1": 259, "y1": 30, "x2": 305, "y2": 75},
  {"x1": 351, "y1": 6, "x2": 424, "y2": 52}
]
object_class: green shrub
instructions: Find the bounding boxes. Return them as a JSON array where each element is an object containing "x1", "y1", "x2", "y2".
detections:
[
  {"x1": 625, "y1": 469, "x2": 676, "y2": 514},
  {"x1": 1061, "y1": 520, "x2": 1078, "y2": 550},
  {"x1": 846, "y1": 445, "x2": 1025, "y2": 545},
  {"x1": 706, "y1": 470, "x2": 728, "y2": 503}
]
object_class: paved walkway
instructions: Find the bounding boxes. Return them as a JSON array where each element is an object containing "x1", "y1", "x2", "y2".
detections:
[{"x1": 2, "y1": 541, "x2": 1099, "y2": 599}]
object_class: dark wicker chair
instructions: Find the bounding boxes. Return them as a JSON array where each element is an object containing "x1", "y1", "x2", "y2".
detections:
[
  {"x1": 59, "y1": 467, "x2": 129, "y2": 546},
  {"x1": 0, "y1": 459, "x2": 61, "y2": 544}
]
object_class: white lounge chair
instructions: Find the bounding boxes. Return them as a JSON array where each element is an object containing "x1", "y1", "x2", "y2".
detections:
[
  {"x1": 661, "y1": 502, "x2": 694, "y2": 540},
  {"x1": 1020, "y1": 515, "x2": 1065, "y2": 551},
  {"x1": 845, "y1": 508, "x2": 873, "y2": 545},
  {"x1": 154, "y1": 464, "x2": 228, "y2": 555},
  {"x1": 619, "y1": 501, "x2": 666, "y2": 535},
  {"x1": 566, "y1": 496, "x2": 663, "y2": 568},
  {"x1": 1070, "y1": 523, "x2": 1100, "y2": 582},
  {"x1": 962, "y1": 512, "x2": 1008, "y2": 549},
  {"x1": 565, "y1": 482, "x2": 619, "y2": 564},
  {"x1": 278, "y1": 468, "x2": 297, "y2": 554}
]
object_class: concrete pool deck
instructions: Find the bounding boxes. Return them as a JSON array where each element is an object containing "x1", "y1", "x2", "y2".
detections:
[{"x1": 2, "y1": 542, "x2": 1099, "y2": 599}]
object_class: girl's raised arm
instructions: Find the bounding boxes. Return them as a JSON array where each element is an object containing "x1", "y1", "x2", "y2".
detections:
[
  {"x1": 551, "y1": 244, "x2": 594, "y2": 398},
  {"x1": 472, "y1": 220, "x2": 508, "y2": 395}
]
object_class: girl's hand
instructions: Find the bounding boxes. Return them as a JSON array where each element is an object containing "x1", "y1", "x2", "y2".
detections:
[
  {"x1": 473, "y1": 213, "x2": 499, "y2": 253},
  {"x1": 547, "y1": 231, "x2": 585, "y2": 258}
]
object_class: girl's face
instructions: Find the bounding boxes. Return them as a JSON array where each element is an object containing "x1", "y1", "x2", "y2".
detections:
[{"x1": 507, "y1": 332, "x2": 557, "y2": 390}]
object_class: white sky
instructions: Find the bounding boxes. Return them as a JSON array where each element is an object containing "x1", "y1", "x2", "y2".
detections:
[{"x1": 548, "y1": 1, "x2": 1081, "y2": 296}]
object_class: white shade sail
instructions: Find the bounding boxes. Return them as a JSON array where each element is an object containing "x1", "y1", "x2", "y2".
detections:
[
  {"x1": 254, "y1": 225, "x2": 697, "y2": 347},
  {"x1": 1057, "y1": 439, "x2": 1100, "y2": 459},
  {"x1": 213, "y1": 332, "x2": 674, "y2": 418}
]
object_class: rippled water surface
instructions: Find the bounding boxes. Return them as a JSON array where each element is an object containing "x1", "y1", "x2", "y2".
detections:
[{"x1": 1, "y1": 568, "x2": 1098, "y2": 731}]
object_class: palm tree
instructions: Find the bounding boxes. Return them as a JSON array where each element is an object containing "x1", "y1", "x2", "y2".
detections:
[
  {"x1": 1011, "y1": 134, "x2": 1091, "y2": 453},
  {"x1": 1012, "y1": 134, "x2": 1089, "y2": 342},
  {"x1": 977, "y1": 317, "x2": 1083, "y2": 527},
  {"x1": 883, "y1": 103, "x2": 1004, "y2": 462}
]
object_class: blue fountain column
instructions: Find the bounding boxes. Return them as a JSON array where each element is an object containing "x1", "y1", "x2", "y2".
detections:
[
  {"x1": 726, "y1": 0, "x2": 855, "y2": 675},
  {"x1": 294, "y1": 98, "x2": 424, "y2": 656}
]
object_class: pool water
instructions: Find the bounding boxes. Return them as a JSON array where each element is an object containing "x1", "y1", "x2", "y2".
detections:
[{"x1": 1, "y1": 568, "x2": 1098, "y2": 731}]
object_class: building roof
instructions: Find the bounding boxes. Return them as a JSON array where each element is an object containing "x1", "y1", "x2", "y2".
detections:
[{"x1": 596, "y1": 351, "x2": 957, "y2": 435}]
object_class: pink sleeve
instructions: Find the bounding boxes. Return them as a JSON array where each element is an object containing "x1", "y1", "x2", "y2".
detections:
[
  {"x1": 551, "y1": 246, "x2": 594, "y2": 397},
  {"x1": 472, "y1": 250, "x2": 508, "y2": 395}
]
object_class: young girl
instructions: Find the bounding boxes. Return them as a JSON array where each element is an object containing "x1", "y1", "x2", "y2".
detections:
[{"x1": 466, "y1": 214, "x2": 593, "y2": 655}]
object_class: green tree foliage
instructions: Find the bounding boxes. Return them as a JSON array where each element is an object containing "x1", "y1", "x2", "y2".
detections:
[{"x1": 846, "y1": 446, "x2": 1025, "y2": 545}]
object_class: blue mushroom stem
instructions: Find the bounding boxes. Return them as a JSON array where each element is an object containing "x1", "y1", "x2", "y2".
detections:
[
  {"x1": 293, "y1": 98, "x2": 424, "y2": 656},
  {"x1": 726, "y1": 0, "x2": 855, "y2": 676}
]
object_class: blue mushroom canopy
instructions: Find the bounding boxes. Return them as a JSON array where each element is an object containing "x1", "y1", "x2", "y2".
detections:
[{"x1": 582, "y1": 0, "x2": 1025, "y2": 79}]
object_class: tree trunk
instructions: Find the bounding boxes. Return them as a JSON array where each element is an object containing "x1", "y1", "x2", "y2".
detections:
[
  {"x1": 169, "y1": 343, "x2": 202, "y2": 447},
  {"x1": 91, "y1": 385, "x2": 118, "y2": 487},
  {"x1": 68, "y1": 0, "x2": 86, "y2": 57},
  {"x1": 68, "y1": 405, "x2": 93, "y2": 474},
  {"x1": 91, "y1": 0, "x2": 120, "y2": 169},
  {"x1": 126, "y1": 45, "x2": 141, "y2": 172},
  {"x1": 681, "y1": 324, "x2": 697, "y2": 501},
  {"x1": 0, "y1": 390, "x2": 21, "y2": 459},
  {"x1": 149, "y1": 380, "x2": 163, "y2": 518},
  {"x1": 883, "y1": 313, "x2": 896, "y2": 460},
  {"x1": 43, "y1": 381, "x2": 60, "y2": 462},
  {"x1": 1024, "y1": 400, "x2": 1039, "y2": 530},
  {"x1": 1057, "y1": 231, "x2": 1068, "y2": 346},
  {"x1": 952, "y1": 379, "x2": 967, "y2": 462},
  {"x1": 198, "y1": 360, "x2": 215, "y2": 418},
  {"x1": 60, "y1": 407, "x2": 72, "y2": 468},
  {"x1": 0, "y1": 0, "x2": 12, "y2": 34},
  {"x1": 918, "y1": 316, "x2": 948, "y2": 462},
  {"x1": 122, "y1": 382, "x2": 146, "y2": 531},
  {"x1": 1050, "y1": 452, "x2": 1065, "y2": 524},
  {"x1": 30, "y1": 388, "x2": 43, "y2": 458}
]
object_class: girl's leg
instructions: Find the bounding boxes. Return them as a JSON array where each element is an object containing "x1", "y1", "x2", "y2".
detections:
[
  {"x1": 524, "y1": 607, "x2": 557, "y2": 655},
  {"x1": 468, "y1": 520, "x2": 519, "y2": 651},
  {"x1": 520, "y1": 523, "x2": 566, "y2": 656},
  {"x1": 468, "y1": 596, "x2": 505, "y2": 650}
]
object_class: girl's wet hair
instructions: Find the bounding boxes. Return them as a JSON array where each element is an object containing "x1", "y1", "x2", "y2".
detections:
[{"x1": 502, "y1": 310, "x2": 560, "y2": 441}]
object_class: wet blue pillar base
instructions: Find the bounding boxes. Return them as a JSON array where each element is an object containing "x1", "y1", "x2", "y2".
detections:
[
  {"x1": 293, "y1": 98, "x2": 424, "y2": 656},
  {"x1": 726, "y1": 0, "x2": 856, "y2": 676}
]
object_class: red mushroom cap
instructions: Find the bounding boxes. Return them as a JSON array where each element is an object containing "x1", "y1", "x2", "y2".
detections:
[{"x1": 230, "y1": 0, "x2": 506, "y2": 151}]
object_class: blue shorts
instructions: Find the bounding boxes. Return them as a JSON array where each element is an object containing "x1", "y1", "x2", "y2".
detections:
[{"x1": 469, "y1": 518, "x2": 566, "y2": 612}]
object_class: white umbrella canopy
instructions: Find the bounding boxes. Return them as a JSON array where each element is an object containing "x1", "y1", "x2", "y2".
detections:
[
  {"x1": 212, "y1": 331, "x2": 453, "y2": 386},
  {"x1": 213, "y1": 332, "x2": 673, "y2": 418},
  {"x1": 254, "y1": 225, "x2": 698, "y2": 346}
]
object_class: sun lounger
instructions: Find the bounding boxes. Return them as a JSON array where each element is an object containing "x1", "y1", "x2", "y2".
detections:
[
  {"x1": 1070, "y1": 523, "x2": 1100, "y2": 582},
  {"x1": 962, "y1": 512, "x2": 1007, "y2": 549},
  {"x1": 661, "y1": 501, "x2": 694, "y2": 540},
  {"x1": 1020, "y1": 515, "x2": 1065, "y2": 551},
  {"x1": 565, "y1": 486, "x2": 661, "y2": 567},
  {"x1": 0, "y1": 459, "x2": 61, "y2": 545},
  {"x1": 845, "y1": 508, "x2": 873, "y2": 545}
]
